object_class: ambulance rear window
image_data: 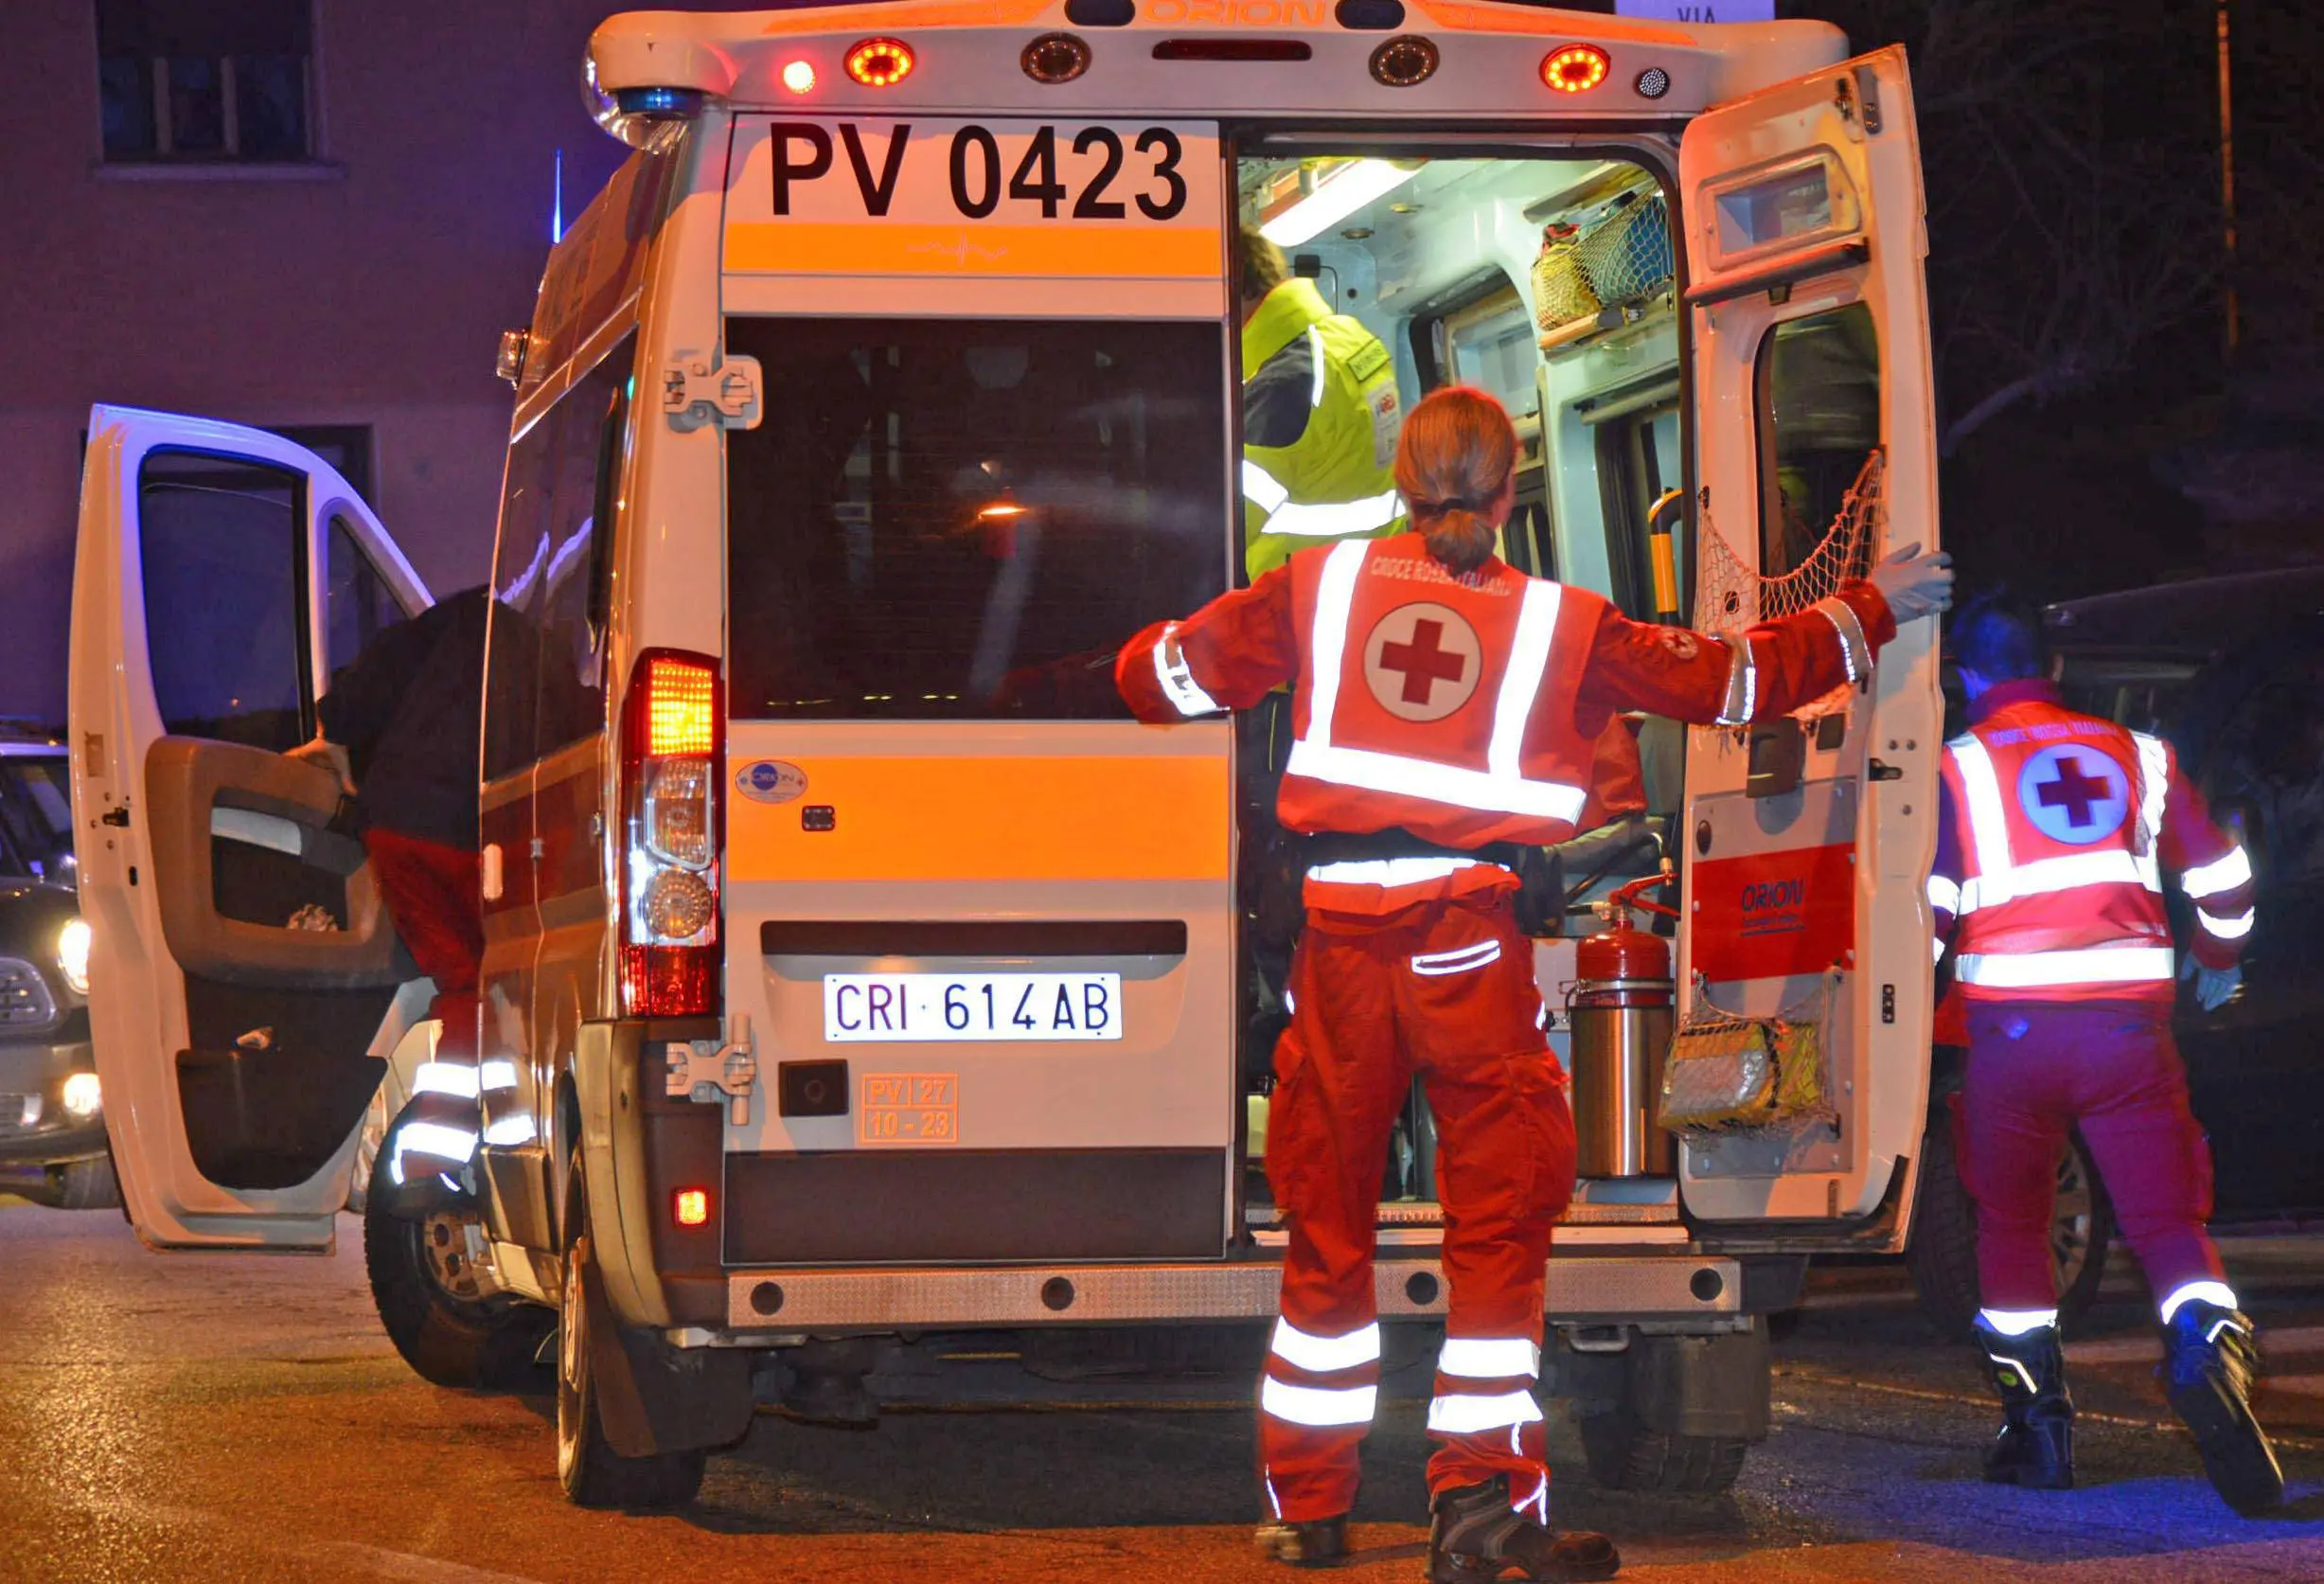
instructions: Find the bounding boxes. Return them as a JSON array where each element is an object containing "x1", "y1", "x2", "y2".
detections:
[{"x1": 725, "y1": 315, "x2": 1227, "y2": 721}]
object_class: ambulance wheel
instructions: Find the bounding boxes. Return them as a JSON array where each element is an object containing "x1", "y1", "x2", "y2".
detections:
[
  {"x1": 1907, "y1": 1105, "x2": 2113, "y2": 1342},
  {"x1": 556, "y1": 1153, "x2": 705, "y2": 1510},
  {"x1": 364, "y1": 1152, "x2": 550, "y2": 1390},
  {"x1": 1578, "y1": 1412, "x2": 1748, "y2": 1495}
]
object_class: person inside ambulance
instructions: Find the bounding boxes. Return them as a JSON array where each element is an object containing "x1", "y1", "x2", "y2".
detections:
[
  {"x1": 1115, "y1": 386, "x2": 1954, "y2": 1575},
  {"x1": 289, "y1": 587, "x2": 497, "y2": 1207},
  {"x1": 1239, "y1": 224, "x2": 1408, "y2": 581},
  {"x1": 1929, "y1": 594, "x2": 2279, "y2": 1514}
]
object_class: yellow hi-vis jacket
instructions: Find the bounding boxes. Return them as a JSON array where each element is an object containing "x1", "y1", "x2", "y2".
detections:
[{"x1": 1242, "y1": 277, "x2": 1407, "y2": 580}]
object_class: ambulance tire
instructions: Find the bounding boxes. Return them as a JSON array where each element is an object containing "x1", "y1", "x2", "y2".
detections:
[
  {"x1": 1578, "y1": 1412, "x2": 1748, "y2": 1495},
  {"x1": 1907, "y1": 1105, "x2": 2113, "y2": 1343},
  {"x1": 556, "y1": 1150, "x2": 706, "y2": 1511},
  {"x1": 363, "y1": 1153, "x2": 551, "y2": 1391}
]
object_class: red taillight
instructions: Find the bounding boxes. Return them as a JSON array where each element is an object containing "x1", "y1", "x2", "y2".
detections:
[
  {"x1": 674, "y1": 1187, "x2": 711, "y2": 1227},
  {"x1": 620, "y1": 650, "x2": 723, "y2": 1018},
  {"x1": 1542, "y1": 44, "x2": 1610, "y2": 94}
]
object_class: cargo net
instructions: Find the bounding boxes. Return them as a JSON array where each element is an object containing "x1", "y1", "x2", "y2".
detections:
[
  {"x1": 1533, "y1": 190, "x2": 1676, "y2": 341},
  {"x1": 1657, "y1": 970, "x2": 1839, "y2": 1135},
  {"x1": 1693, "y1": 447, "x2": 1886, "y2": 724}
]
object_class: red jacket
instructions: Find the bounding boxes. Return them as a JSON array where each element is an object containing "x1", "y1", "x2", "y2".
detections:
[
  {"x1": 1929, "y1": 680, "x2": 2253, "y2": 1003},
  {"x1": 1117, "y1": 535, "x2": 1897, "y2": 913}
]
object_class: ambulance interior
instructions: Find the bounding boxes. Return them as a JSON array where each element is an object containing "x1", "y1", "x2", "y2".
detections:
[{"x1": 1235, "y1": 148, "x2": 1883, "y2": 1204}]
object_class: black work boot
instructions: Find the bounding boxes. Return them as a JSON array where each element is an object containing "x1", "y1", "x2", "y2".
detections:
[
  {"x1": 1974, "y1": 1318, "x2": 2075, "y2": 1490},
  {"x1": 2163, "y1": 1299, "x2": 2284, "y2": 1517},
  {"x1": 1255, "y1": 1513, "x2": 1348, "y2": 1567},
  {"x1": 1427, "y1": 1476, "x2": 1620, "y2": 1583}
]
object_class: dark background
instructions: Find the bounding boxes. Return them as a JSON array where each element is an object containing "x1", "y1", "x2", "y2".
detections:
[{"x1": 1783, "y1": 0, "x2": 2323, "y2": 603}]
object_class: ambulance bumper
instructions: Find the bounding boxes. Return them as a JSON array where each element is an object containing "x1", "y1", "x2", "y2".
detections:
[{"x1": 720, "y1": 1251, "x2": 1741, "y2": 1331}]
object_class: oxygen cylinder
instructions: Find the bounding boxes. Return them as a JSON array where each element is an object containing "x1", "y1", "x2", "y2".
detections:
[{"x1": 1567, "y1": 906, "x2": 1675, "y2": 1178}]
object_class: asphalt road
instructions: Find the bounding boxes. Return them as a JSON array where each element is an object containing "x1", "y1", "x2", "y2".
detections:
[{"x1": 8, "y1": 1203, "x2": 2324, "y2": 1582}]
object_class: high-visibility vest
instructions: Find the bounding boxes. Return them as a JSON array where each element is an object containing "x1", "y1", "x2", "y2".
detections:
[
  {"x1": 1938, "y1": 702, "x2": 2177, "y2": 1001},
  {"x1": 1242, "y1": 277, "x2": 1407, "y2": 580},
  {"x1": 1274, "y1": 535, "x2": 1608, "y2": 850}
]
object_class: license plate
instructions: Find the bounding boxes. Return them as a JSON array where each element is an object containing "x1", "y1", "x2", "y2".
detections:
[{"x1": 823, "y1": 973, "x2": 1124, "y2": 1043}]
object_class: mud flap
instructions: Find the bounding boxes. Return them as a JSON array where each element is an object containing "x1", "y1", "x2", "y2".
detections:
[{"x1": 581, "y1": 1238, "x2": 754, "y2": 1458}]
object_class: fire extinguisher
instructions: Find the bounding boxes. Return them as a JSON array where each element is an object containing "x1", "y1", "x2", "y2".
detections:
[{"x1": 1567, "y1": 870, "x2": 1678, "y2": 1178}]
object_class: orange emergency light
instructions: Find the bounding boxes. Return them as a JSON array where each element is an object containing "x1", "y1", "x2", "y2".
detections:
[
  {"x1": 1542, "y1": 44, "x2": 1610, "y2": 95},
  {"x1": 846, "y1": 38, "x2": 915, "y2": 87},
  {"x1": 674, "y1": 1187, "x2": 711, "y2": 1227}
]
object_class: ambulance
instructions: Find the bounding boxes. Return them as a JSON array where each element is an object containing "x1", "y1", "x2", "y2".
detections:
[{"x1": 67, "y1": 0, "x2": 1941, "y2": 1509}]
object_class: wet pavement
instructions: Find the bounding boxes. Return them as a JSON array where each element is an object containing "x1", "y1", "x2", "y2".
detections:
[{"x1": 6, "y1": 1201, "x2": 2324, "y2": 1582}]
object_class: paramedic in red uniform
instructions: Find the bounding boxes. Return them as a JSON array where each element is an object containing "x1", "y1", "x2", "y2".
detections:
[
  {"x1": 1115, "y1": 387, "x2": 1953, "y2": 1577},
  {"x1": 1930, "y1": 596, "x2": 2280, "y2": 1513},
  {"x1": 291, "y1": 588, "x2": 493, "y2": 1202}
]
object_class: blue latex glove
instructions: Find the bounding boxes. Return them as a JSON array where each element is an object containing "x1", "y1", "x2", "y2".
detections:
[{"x1": 2181, "y1": 953, "x2": 2242, "y2": 1012}]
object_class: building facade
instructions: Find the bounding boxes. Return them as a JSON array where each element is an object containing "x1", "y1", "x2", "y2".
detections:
[{"x1": 0, "y1": 0, "x2": 639, "y2": 720}]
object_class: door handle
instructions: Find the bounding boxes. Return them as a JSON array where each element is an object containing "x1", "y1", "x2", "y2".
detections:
[{"x1": 481, "y1": 843, "x2": 504, "y2": 901}]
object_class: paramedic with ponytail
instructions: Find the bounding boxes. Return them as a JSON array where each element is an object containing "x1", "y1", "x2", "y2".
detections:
[
  {"x1": 1116, "y1": 387, "x2": 1952, "y2": 1576},
  {"x1": 1932, "y1": 596, "x2": 2279, "y2": 1514}
]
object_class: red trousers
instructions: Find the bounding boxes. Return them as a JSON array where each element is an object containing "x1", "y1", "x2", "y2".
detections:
[
  {"x1": 1960, "y1": 1000, "x2": 2224, "y2": 1312},
  {"x1": 364, "y1": 828, "x2": 483, "y2": 1059},
  {"x1": 1261, "y1": 889, "x2": 1577, "y2": 1523}
]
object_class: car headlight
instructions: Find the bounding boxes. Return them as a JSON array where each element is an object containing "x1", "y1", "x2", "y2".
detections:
[
  {"x1": 58, "y1": 917, "x2": 89, "y2": 995},
  {"x1": 62, "y1": 1071, "x2": 101, "y2": 1119}
]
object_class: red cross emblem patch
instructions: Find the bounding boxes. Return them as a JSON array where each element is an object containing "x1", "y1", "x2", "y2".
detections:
[{"x1": 1362, "y1": 602, "x2": 1483, "y2": 722}]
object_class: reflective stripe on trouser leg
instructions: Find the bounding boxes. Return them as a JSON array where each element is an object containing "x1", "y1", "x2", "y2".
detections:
[
  {"x1": 388, "y1": 1090, "x2": 480, "y2": 1184},
  {"x1": 1259, "y1": 922, "x2": 1408, "y2": 1524}
]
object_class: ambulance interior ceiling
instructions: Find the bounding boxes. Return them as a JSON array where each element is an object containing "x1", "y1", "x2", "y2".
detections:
[{"x1": 1240, "y1": 151, "x2": 1680, "y2": 605}]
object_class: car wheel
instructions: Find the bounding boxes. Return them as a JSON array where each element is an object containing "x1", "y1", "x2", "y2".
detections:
[
  {"x1": 1578, "y1": 1409, "x2": 1748, "y2": 1494},
  {"x1": 1907, "y1": 1105, "x2": 2114, "y2": 1342},
  {"x1": 363, "y1": 1150, "x2": 550, "y2": 1390},
  {"x1": 555, "y1": 1149, "x2": 705, "y2": 1510},
  {"x1": 42, "y1": 1154, "x2": 121, "y2": 1210}
]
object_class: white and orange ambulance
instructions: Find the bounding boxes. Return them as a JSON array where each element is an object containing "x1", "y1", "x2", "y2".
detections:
[{"x1": 69, "y1": 0, "x2": 1942, "y2": 1507}]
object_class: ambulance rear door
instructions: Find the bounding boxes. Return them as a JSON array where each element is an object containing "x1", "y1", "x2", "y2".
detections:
[
  {"x1": 1672, "y1": 48, "x2": 1941, "y2": 1242},
  {"x1": 714, "y1": 115, "x2": 1243, "y2": 1270},
  {"x1": 68, "y1": 408, "x2": 432, "y2": 1249}
]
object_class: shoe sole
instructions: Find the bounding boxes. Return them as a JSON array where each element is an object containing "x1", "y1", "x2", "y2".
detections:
[{"x1": 2169, "y1": 1374, "x2": 2285, "y2": 1517}]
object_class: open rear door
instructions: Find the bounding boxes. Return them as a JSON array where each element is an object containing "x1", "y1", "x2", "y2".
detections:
[
  {"x1": 69, "y1": 407, "x2": 432, "y2": 1249},
  {"x1": 1673, "y1": 49, "x2": 1941, "y2": 1242}
]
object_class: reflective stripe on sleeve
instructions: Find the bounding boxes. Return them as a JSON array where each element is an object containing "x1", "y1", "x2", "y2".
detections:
[
  {"x1": 2182, "y1": 845, "x2": 2253, "y2": 900},
  {"x1": 1152, "y1": 622, "x2": 1223, "y2": 718},
  {"x1": 1269, "y1": 1318, "x2": 1382, "y2": 1374},
  {"x1": 414, "y1": 1060, "x2": 480, "y2": 1099},
  {"x1": 1308, "y1": 857, "x2": 1480, "y2": 887},
  {"x1": 1947, "y1": 736, "x2": 2014, "y2": 877},
  {"x1": 1814, "y1": 596, "x2": 1872, "y2": 685},
  {"x1": 1955, "y1": 946, "x2": 2175, "y2": 988},
  {"x1": 1926, "y1": 874, "x2": 1961, "y2": 915},
  {"x1": 1263, "y1": 489, "x2": 1404, "y2": 539},
  {"x1": 2199, "y1": 907, "x2": 2255, "y2": 942},
  {"x1": 1713, "y1": 636, "x2": 1757, "y2": 726},
  {"x1": 2133, "y1": 732, "x2": 2170, "y2": 848},
  {"x1": 1426, "y1": 1389, "x2": 1545, "y2": 1435},
  {"x1": 1957, "y1": 850, "x2": 2160, "y2": 914},
  {"x1": 1261, "y1": 1378, "x2": 1378, "y2": 1428},
  {"x1": 1243, "y1": 457, "x2": 1291, "y2": 513},
  {"x1": 1438, "y1": 1337, "x2": 1541, "y2": 1380}
]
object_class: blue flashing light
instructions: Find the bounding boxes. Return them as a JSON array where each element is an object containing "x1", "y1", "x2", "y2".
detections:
[
  {"x1": 614, "y1": 86, "x2": 705, "y2": 120},
  {"x1": 550, "y1": 148, "x2": 564, "y2": 244}
]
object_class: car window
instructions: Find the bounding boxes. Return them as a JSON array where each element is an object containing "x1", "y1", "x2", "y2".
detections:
[
  {"x1": 138, "y1": 451, "x2": 308, "y2": 751},
  {"x1": 0, "y1": 756, "x2": 76, "y2": 882},
  {"x1": 326, "y1": 516, "x2": 410, "y2": 685},
  {"x1": 2207, "y1": 649, "x2": 2324, "y2": 890}
]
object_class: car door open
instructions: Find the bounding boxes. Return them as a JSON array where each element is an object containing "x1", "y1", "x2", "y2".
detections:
[
  {"x1": 69, "y1": 407, "x2": 432, "y2": 1250},
  {"x1": 1672, "y1": 48, "x2": 1943, "y2": 1239}
]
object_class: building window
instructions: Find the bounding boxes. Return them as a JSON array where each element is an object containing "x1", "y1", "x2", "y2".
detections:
[{"x1": 97, "y1": 0, "x2": 312, "y2": 163}]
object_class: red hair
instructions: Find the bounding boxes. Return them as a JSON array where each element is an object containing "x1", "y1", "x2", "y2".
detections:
[{"x1": 1394, "y1": 386, "x2": 1515, "y2": 577}]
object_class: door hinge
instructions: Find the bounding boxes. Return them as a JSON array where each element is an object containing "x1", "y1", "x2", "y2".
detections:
[
  {"x1": 663, "y1": 354, "x2": 764, "y2": 433},
  {"x1": 665, "y1": 1014, "x2": 758, "y2": 1126}
]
